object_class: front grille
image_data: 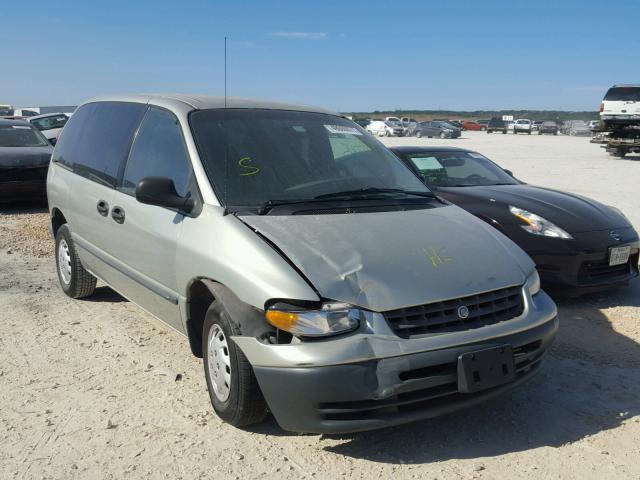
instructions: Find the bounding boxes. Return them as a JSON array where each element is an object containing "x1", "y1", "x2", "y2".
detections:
[
  {"x1": 580, "y1": 253, "x2": 638, "y2": 280},
  {"x1": 384, "y1": 286, "x2": 524, "y2": 338},
  {"x1": 317, "y1": 340, "x2": 543, "y2": 422},
  {"x1": 0, "y1": 166, "x2": 48, "y2": 183}
]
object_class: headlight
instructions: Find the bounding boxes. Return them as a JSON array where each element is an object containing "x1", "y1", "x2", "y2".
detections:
[
  {"x1": 266, "y1": 302, "x2": 360, "y2": 337},
  {"x1": 526, "y1": 270, "x2": 541, "y2": 296},
  {"x1": 509, "y1": 206, "x2": 573, "y2": 239}
]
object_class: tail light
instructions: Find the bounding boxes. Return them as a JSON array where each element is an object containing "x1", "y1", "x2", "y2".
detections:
[{"x1": 599, "y1": 102, "x2": 604, "y2": 112}]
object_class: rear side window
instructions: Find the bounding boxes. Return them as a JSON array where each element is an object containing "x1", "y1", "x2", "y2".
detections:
[
  {"x1": 604, "y1": 87, "x2": 640, "y2": 102},
  {"x1": 52, "y1": 102, "x2": 146, "y2": 187},
  {"x1": 31, "y1": 115, "x2": 68, "y2": 131},
  {"x1": 122, "y1": 107, "x2": 193, "y2": 196}
]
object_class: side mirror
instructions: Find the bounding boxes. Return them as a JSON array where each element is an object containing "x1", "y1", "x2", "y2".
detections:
[
  {"x1": 49, "y1": 138, "x2": 57, "y2": 146},
  {"x1": 136, "y1": 177, "x2": 194, "y2": 213},
  {"x1": 504, "y1": 169, "x2": 513, "y2": 176}
]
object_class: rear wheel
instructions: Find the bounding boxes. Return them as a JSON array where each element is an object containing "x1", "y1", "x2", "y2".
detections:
[
  {"x1": 55, "y1": 225, "x2": 97, "y2": 299},
  {"x1": 203, "y1": 301, "x2": 267, "y2": 427}
]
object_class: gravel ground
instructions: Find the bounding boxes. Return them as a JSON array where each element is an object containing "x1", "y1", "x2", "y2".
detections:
[{"x1": 1, "y1": 132, "x2": 639, "y2": 480}]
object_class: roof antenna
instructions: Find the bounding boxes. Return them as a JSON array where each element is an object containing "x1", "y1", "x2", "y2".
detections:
[{"x1": 224, "y1": 36, "x2": 227, "y2": 108}]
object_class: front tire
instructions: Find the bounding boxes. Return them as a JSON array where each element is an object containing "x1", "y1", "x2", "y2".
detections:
[
  {"x1": 203, "y1": 302, "x2": 267, "y2": 427},
  {"x1": 55, "y1": 225, "x2": 96, "y2": 299},
  {"x1": 416, "y1": 131, "x2": 422, "y2": 138},
  {"x1": 439, "y1": 132, "x2": 446, "y2": 139}
]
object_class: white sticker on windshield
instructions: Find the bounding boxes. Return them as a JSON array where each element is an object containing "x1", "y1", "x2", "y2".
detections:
[
  {"x1": 12, "y1": 125, "x2": 31, "y2": 129},
  {"x1": 468, "y1": 152, "x2": 488, "y2": 159},
  {"x1": 324, "y1": 125, "x2": 362, "y2": 135},
  {"x1": 411, "y1": 156, "x2": 444, "y2": 171}
]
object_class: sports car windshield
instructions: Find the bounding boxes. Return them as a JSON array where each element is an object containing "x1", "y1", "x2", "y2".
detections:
[
  {"x1": 190, "y1": 109, "x2": 432, "y2": 210},
  {"x1": 406, "y1": 151, "x2": 518, "y2": 187},
  {"x1": 0, "y1": 125, "x2": 48, "y2": 147}
]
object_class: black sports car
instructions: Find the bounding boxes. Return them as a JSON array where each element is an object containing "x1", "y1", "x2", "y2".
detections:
[
  {"x1": 391, "y1": 146, "x2": 639, "y2": 291},
  {"x1": 0, "y1": 118, "x2": 53, "y2": 202}
]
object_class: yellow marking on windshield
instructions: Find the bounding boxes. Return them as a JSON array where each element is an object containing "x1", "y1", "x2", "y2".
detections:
[{"x1": 238, "y1": 156, "x2": 260, "y2": 176}]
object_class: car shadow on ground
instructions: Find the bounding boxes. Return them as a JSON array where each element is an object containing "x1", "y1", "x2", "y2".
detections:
[
  {"x1": 250, "y1": 282, "x2": 639, "y2": 464},
  {"x1": 0, "y1": 201, "x2": 48, "y2": 215},
  {"x1": 82, "y1": 285, "x2": 128, "y2": 303}
]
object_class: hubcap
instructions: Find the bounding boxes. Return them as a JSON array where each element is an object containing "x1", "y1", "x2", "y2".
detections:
[
  {"x1": 58, "y1": 239, "x2": 72, "y2": 285},
  {"x1": 207, "y1": 324, "x2": 231, "y2": 402}
]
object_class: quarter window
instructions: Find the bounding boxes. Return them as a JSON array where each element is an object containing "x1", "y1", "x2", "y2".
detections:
[
  {"x1": 122, "y1": 108, "x2": 193, "y2": 197},
  {"x1": 52, "y1": 102, "x2": 146, "y2": 186}
]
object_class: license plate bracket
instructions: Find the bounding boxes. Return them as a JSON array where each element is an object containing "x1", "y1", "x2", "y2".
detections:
[
  {"x1": 458, "y1": 345, "x2": 515, "y2": 394},
  {"x1": 609, "y1": 245, "x2": 631, "y2": 266}
]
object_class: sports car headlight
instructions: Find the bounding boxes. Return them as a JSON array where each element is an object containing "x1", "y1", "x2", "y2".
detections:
[
  {"x1": 266, "y1": 302, "x2": 360, "y2": 337},
  {"x1": 526, "y1": 270, "x2": 541, "y2": 296},
  {"x1": 509, "y1": 206, "x2": 573, "y2": 239}
]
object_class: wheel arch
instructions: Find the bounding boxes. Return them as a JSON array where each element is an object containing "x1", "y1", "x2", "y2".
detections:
[
  {"x1": 185, "y1": 278, "x2": 275, "y2": 358},
  {"x1": 50, "y1": 207, "x2": 67, "y2": 237}
]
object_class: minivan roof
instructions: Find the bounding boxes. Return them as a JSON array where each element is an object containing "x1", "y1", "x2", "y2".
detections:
[{"x1": 82, "y1": 93, "x2": 337, "y2": 115}]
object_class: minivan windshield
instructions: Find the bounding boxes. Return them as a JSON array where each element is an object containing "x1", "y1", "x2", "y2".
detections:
[{"x1": 190, "y1": 109, "x2": 432, "y2": 211}]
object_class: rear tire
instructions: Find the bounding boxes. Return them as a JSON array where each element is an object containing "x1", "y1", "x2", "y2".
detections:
[
  {"x1": 55, "y1": 225, "x2": 97, "y2": 299},
  {"x1": 203, "y1": 301, "x2": 267, "y2": 427}
]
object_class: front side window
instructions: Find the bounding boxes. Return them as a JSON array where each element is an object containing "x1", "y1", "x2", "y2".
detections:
[
  {"x1": 407, "y1": 151, "x2": 517, "y2": 187},
  {"x1": 122, "y1": 108, "x2": 193, "y2": 196},
  {"x1": 190, "y1": 109, "x2": 430, "y2": 210},
  {"x1": 0, "y1": 124, "x2": 48, "y2": 147}
]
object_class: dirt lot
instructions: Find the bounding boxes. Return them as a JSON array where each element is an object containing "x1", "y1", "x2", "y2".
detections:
[{"x1": 1, "y1": 132, "x2": 639, "y2": 480}]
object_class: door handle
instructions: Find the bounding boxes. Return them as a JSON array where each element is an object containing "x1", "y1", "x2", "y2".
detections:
[
  {"x1": 111, "y1": 206, "x2": 125, "y2": 224},
  {"x1": 97, "y1": 200, "x2": 109, "y2": 217}
]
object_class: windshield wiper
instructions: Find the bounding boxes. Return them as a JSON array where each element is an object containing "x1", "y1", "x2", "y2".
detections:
[
  {"x1": 314, "y1": 187, "x2": 435, "y2": 200},
  {"x1": 257, "y1": 198, "x2": 328, "y2": 215}
]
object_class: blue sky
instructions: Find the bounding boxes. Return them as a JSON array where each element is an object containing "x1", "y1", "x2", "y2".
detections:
[{"x1": 2, "y1": 0, "x2": 639, "y2": 111}]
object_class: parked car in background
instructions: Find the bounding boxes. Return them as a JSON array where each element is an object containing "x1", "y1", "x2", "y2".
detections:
[
  {"x1": 47, "y1": 94, "x2": 557, "y2": 433},
  {"x1": 0, "y1": 104, "x2": 14, "y2": 117},
  {"x1": 0, "y1": 118, "x2": 53, "y2": 201},
  {"x1": 28, "y1": 113, "x2": 71, "y2": 145},
  {"x1": 462, "y1": 121, "x2": 485, "y2": 131},
  {"x1": 506, "y1": 121, "x2": 515, "y2": 132},
  {"x1": 587, "y1": 120, "x2": 600, "y2": 130},
  {"x1": 447, "y1": 120, "x2": 464, "y2": 129},
  {"x1": 538, "y1": 121, "x2": 558, "y2": 135},
  {"x1": 486, "y1": 118, "x2": 508, "y2": 134},
  {"x1": 531, "y1": 121, "x2": 543, "y2": 132},
  {"x1": 412, "y1": 121, "x2": 461, "y2": 138},
  {"x1": 599, "y1": 84, "x2": 640, "y2": 129},
  {"x1": 365, "y1": 120, "x2": 403, "y2": 137},
  {"x1": 12, "y1": 108, "x2": 40, "y2": 118},
  {"x1": 561, "y1": 120, "x2": 591, "y2": 136},
  {"x1": 513, "y1": 119, "x2": 532, "y2": 134},
  {"x1": 391, "y1": 146, "x2": 639, "y2": 292}
]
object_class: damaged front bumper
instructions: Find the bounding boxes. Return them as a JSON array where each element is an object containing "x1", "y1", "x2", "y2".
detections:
[{"x1": 234, "y1": 288, "x2": 558, "y2": 433}]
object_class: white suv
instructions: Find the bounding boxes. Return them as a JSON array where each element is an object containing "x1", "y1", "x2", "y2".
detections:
[
  {"x1": 599, "y1": 84, "x2": 640, "y2": 129},
  {"x1": 513, "y1": 119, "x2": 532, "y2": 135}
]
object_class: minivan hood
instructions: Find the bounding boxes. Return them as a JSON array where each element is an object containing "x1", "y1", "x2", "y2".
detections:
[{"x1": 240, "y1": 206, "x2": 534, "y2": 312}]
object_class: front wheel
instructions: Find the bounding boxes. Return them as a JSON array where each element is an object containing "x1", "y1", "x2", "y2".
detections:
[
  {"x1": 203, "y1": 302, "x2": 267, "y2": 427},
  {"x1": 416, "y1": 131, "x2": 422, "y2": 138},
  {"x1": 439, "y1": 132, "x2": 447, "y2": 139},
  {"x1": 502, "y1": 130, "x2": 507, "y2": 134},
  {"x1": 55, "y1": 224, "x2": 97, "y2": 299}
]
